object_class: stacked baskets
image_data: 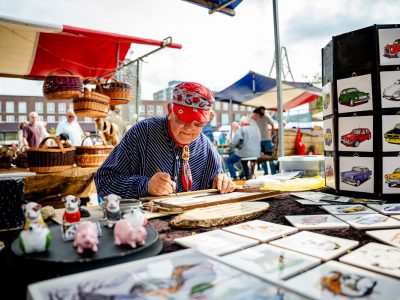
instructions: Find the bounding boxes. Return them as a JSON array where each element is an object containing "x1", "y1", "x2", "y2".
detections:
[
  {"x1": 73, "y1": 78, "x2": 110, "y2": 118},
  {"x1": 43, "y1": 68, "x2": 83, "y2": 100},
  {"x1": 75, "y1": 134, "x2": 114, "y2": 168},
  {"x1": 27, "y1": 137, "x2": 76, "y2": 173}
]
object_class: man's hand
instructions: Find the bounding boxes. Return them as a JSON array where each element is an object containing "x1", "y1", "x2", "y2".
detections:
[
  {"x1": 148, "y1": 172, "x2": 176, "y2": 196},
  {"x1": 212, "y1": 173, "x2": 236, "y2": 194}
]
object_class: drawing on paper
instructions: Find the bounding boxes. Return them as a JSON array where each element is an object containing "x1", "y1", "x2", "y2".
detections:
[
  {"x1": 354, "y1": 215, "x2": 388, "y2": 225},
  {"x1": 321, "y1": 271, "x2": 377, "y2": 297},
  {"x1": 300, "y1": 215, "x2": 329, "y2": 225}
]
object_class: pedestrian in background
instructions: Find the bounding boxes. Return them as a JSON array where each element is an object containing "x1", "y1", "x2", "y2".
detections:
[
  {"x1": 23, "y1": 111, "x2": 41, "y2": 148},
  {"x1": 56, "y1": 109, "x2": 84, "y2": 146},
  {"x1": 252, "y1": 106, "x2": 276, "y2": 175}
]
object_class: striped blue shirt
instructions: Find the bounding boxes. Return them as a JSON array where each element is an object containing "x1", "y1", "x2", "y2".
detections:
[{"x1": 94, "y1": 116, "x2": 223, "y2": 199}]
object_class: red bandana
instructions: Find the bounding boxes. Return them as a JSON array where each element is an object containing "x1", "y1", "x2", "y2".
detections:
[{"x1": 167, "y1": 121, "x2": 192, "y2": 191}]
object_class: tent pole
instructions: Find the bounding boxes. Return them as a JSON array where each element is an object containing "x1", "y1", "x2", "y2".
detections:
[
  {"x1": 229, "y1": 98, "x2": 233, "y2": 142},
  {"x1": 135, "y1": 60, "x2": 141, "y2": 123},
  {"x1": 272, "y1": 0, "x2": 284, "y2": 158}
]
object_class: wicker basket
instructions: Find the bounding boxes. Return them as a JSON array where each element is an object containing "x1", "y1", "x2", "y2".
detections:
[
  {"x1": 74, "y1": 78, "x2": 110, "y2": 118},
  {"x1": 75, "y1": 134, "x2": 114, "y2": 168},
  {"x1": 15, "y1": 146, "x2": 29, "y2": 169},
  {"x1": 43, "y1": 68, "x2": 83, "y2": 100},
  {"x1": 99, "y1": 78, "x2": 132, "y2": 106},
  {"x1": 27, "y1": 137, "x2": 76, "y2": 173}
]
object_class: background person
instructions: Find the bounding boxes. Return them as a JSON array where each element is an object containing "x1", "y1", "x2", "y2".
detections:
[
  {"x1": 18, "y1": 121, "x2": 28, "y2": 149},
  {"x1": 56, "y1": 109, "x2": 84, "y2": 146},
  {"x1": 23, "y1": 111, "x2": 41, "y2": 148},
  {"x1": 252, "y1": 106, "x2": 277, "y2": 175},
  {"x1": 95, "y1": 82, "x2": 236, "y2": 199},
  {"x1": 226, "y1": 116, "x2": 261, "y2": 180}
]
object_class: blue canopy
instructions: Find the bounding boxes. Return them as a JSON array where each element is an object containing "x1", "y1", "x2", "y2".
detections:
[
  {"x1": 214, "y1": 71, "x2": 322, "y2": 106},
  {"x1": 182, "y1": 0, "x2": 243, "y2": 16},
  {"x1": 214, "y1": 71, "x2": 277, "y2": 103}
]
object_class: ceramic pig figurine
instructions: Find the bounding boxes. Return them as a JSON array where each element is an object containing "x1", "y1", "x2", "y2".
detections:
[
  {"x1": 22, "y1": 202, "x2": 46, "y2": 230},
  {"x1": 18, "y1": 222, "x2": 52, "y2": 253},
  {"x1": 103, "y1": 194, "x2": 121, "y2": 228},
  {"x1": 114, "y1": 219, "x2": 147, "y2": 248},
  {"x1": 62, "y1": 195, "x2": 81, "y2": 225},
  {"x1": 123, "y1": 207, "x2": 148, "y2": 228},
  {"x1": 73, "y1": 221, "x2": 99, "y2": 253}
]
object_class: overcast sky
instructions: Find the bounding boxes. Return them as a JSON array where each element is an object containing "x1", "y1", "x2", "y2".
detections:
[{"x1": 1, "y1": 0, "x2": 400, "y2": 99}]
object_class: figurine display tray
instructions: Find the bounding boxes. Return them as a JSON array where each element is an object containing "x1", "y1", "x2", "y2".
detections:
[{"x1": 8, "y1": 225, "x2": 162, "y2": 277}]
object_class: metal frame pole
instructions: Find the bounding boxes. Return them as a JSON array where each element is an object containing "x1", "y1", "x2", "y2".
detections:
[{"x1": 272, "y1": 0, "x2": 284, "y2": 157}]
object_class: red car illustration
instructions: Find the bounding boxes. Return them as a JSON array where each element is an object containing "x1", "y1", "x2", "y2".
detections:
[
  {"x1": 384, "y1": 39, "x2": 400, "y2": 58},
  {"x1": 340, "y1": 128, "x2": 371, "y2": 147}
]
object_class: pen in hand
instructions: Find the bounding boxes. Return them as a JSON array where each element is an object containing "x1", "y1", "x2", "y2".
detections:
[{"x1": 156, "y1": 165, "x2": 178, "y2": 196}]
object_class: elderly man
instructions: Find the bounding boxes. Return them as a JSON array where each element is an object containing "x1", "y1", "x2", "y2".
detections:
[
  {"x1": 23, "y1": 111, "x2": 41, "y2": 148},
  {"x1": 56, "y1": 109, "x2": 84, "y2": 146},
  {"x1": 95, "y1": 82, "x2": 236, "y2": 199}
]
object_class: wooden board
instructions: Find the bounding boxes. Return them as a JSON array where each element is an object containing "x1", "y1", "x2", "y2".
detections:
[
  {"x1": 141, "y1": 188, "x2": 280, "y2": 211},
  {"x1": 170, "y1": 202, "x2": 269, "y2": 228}
]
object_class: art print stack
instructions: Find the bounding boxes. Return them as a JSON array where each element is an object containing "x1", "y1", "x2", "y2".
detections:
[{"x1": 322, "y1": 24, "x2": 400, "y2": 200}]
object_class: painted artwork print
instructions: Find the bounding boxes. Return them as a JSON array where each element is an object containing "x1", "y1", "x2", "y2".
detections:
[
  {"x1": 223, "y1": 244, "x2": 320, "y2": 281},
  {"x1": 286, "y1": 261, "x2": 400, "y2": 300},
  {"x1": 340, "y1": 166, "x2": 372, "y2": 187},
  {"x1": 28, "y1": 249, "x2": 309, "y2": 300},
  {"x1": 269, "y1": 231, "x2": 359, "y2": 261},
  {"x1": 339, "y1": 242, "x2": 400, "y2": 279},
  {"x1": 338, "y1": 87, "x2": 370, "y2": 107},
  {"x1": 340, "y1": 128, "x2": 371, "y2": 148}
]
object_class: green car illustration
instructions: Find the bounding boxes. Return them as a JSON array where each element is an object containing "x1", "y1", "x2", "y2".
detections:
[{"x1": 338, "y1": 87, "x2": 370, "y2": 107}]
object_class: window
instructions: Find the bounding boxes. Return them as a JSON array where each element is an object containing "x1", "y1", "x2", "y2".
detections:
[
  {"x1": 139, "y1": 105, "x2": 145, "y2": 116},
  {"x1": 58, "y1": 103, "x2": 66, "y2": 114},
  {"x1": 18, "y1": 102, "x2": 27, "y2": 113},
  {"x1": 156, "y1": 105, "x2": 163, "y2": 116},
  {"x1": 35, "y1": 102, "x2": 43, "y2": 113},
  {"x1": 210, "y1": 116, "x2": 217, "y2": 127},
  {"x1": 147, "y1": 105, "x2": 154, "y2": 115},
  {"x1": 6, "y1": 115, "x2": 15, "y2": 122},
  {"x1": 47, "y1": 102, "x2": 55, "y2": 113},
  {"x1": 221, "y1": 113, "x2": 229, "y2": 125},
  {"x1": 214, "y1": 101, "x2": 221, "y2": 110},
  {"x1": 247, "y1": 106, "x2": 253, "y2": 112},
  {"x1": 47, "y1": 115, "x2": 55, "y2": 123},
  {"x1": 222, "y1": 103, "x2": 229, "y2": 111},
  {"x1": 240, "y1": 105, "x2": 246, "y2": 111},
  {"x1": 19, "y1": 115, "x2": 27, "y2": 122},
  {"x1": 60, "y1": 116, "x2": 66, "y2": 122},
  {"x1": 6, "y1": 101, "x2": 14, "y2": 113},
  {"x1": 69, "y1": 103, "x2": 74, "y2": 110},
  {"x1": 84, "y1": 117, "x2": 91, "y2": 123},
  {"x1": 38, "y1": 115, "x2": 43, "y2": 122},
  {"x1": 233, "y1": 104, "x2": 239, "y2": 111}
]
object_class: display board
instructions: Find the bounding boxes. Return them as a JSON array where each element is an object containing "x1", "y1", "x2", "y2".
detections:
[{"x1": 322, "y1": 24, "x2": 400, "y2": 199}]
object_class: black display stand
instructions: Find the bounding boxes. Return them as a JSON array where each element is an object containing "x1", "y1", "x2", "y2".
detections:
[
  {"x1": 6, "y1": 225, "x2": 162, "y2": 299},
  {"x1": 322, "y1": 24, "x2": 400, "y2": 200}
]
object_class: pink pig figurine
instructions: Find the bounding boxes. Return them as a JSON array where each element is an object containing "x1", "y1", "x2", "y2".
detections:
[
  {"x1": 73, "y1": 221, "x2": 99, "y2": 253},
  {"x1": 114, "y1": 219, "x2": 147, "y2": 248}
]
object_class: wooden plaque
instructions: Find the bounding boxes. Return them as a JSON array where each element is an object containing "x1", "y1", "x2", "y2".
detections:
[
  {"x1": 170, "y1": 202, "x2": 270, "y2": 228},
  {"x1": 141, "y1": 188, "x2": 280, "y2": 211}
]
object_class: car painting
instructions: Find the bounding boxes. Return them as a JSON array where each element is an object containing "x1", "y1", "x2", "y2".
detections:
[
  {"x1": 340, "y1": 166, "x2": 372, "y2": 187},
  {"x1": 324, "y1": 128, "x2": 333, "y2": 146},
  {"x1": 340, "y1": 128, "x2": 371, "y2": 147},
  {"x1": 383, "y1": 39, "x2": 400, "y2": 59},
  {"x1": 338, "y1": 87, "x2": 370, "y2": 107},
  {"x1": 385, "y1": 167, "x2": 400, "y2": 187},
  {"x1": 325, "y1": 165, "x2": 334, "y2": 177},
  {"x1": 384, "y1": 123, "x2": 400, "y2": 144},
  {"x1": 383, "y1": 79, "x2": 400, "y2": 101},
  {"x1": 323, "y1": 93, "x2": 331, "y2": 109}
]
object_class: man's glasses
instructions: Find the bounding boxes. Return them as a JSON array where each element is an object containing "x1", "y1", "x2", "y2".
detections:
[
  {"x1": 67, "y1": 115, "x2": 75, "y2": 118},
  {"x1": 174, "y1": 115, "x2": 206, "y2": 128}
]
